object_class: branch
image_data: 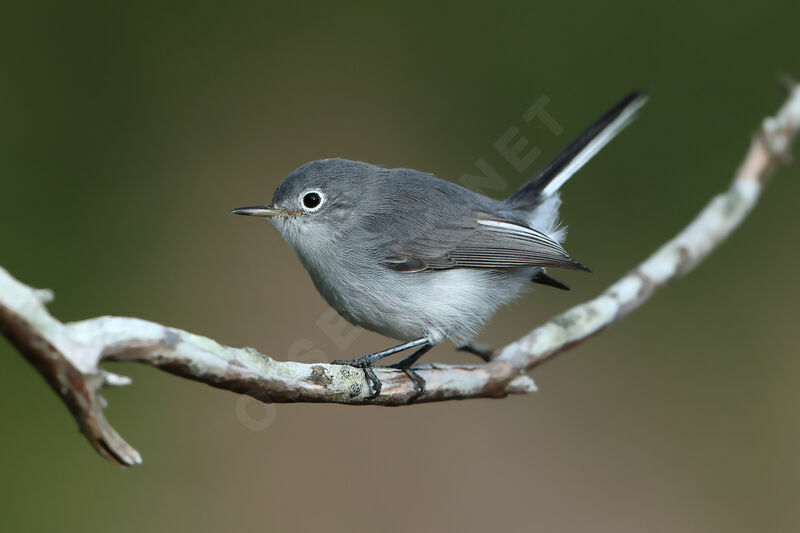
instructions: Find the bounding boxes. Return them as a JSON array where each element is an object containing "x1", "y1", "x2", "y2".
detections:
[
  {"x1": 2, "y1": 82, "x2": 798, "y2": 466},
  {"x1": 497, "y1": 80, "x2": 799, "y2": 369}
]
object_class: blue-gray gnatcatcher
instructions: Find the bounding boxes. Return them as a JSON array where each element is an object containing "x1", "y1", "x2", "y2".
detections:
[{"x1": 233, "y1": 91, "x2": 647, "y2": 398}]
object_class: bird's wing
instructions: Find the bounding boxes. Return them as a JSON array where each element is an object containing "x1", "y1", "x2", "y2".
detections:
[{"x1": 380, "y1": 212, "x2": 588, "y2": 273}]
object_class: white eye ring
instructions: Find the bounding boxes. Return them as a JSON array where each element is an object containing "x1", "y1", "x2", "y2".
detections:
[{"x1": 300, "y1": 190, "x2": 325, "y2": 212}]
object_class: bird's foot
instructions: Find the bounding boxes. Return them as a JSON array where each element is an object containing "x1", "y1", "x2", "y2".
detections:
[
  {"x1": 331, "y1": 340, "x2": 432, "y2": 402},
  {"x1": 456, "y1": 342, "x2": 494, "y2": 362},
  {"x1": 331, "y1": 358, "x2": 382, "y2": 400},
  {"x1": 331, "y1": 354, "x2": 380, "y2": 367},
  {"x1": 361, "y1": 365, "x2": 382, "y2": 400},
  {"x1": 387, "y1": 360, "x2": 425, "y2": 402}
]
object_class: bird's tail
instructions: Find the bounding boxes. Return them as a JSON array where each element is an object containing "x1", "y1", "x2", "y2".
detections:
[{"x1": 504, "y1": 90, "x2": 648, "y2": 210}]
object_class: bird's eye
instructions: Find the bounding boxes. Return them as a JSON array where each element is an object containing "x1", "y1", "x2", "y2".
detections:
[{"x1": 302, "y1": 191, "x2": 323, "y2": 211}]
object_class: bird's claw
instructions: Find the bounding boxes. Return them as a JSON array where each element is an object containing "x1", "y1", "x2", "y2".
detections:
[
  {"x1": 387, "y1": 362, "x2": 425, "y2": 402},
  {"x1": 361, "y1": 365, "x2": 382, "y2": 400},
  {"x1": 456, "y1": 342, "x2": 494, "y2": 362},
  {"x1": 331, "y1": 359, "x2": 382, "y2": 400}
]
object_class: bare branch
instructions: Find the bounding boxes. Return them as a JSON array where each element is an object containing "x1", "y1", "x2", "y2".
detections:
[
  {"x1": 1, "y1": 82, "x2": 798, "y2": 466},
  {"x1": 497, "y1": 81, "x2": 800, "y2": 370}
]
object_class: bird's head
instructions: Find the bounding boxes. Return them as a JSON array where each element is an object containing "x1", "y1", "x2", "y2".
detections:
[{"x1": 232, "y1": 158, "x2": 382, "y2": 253}]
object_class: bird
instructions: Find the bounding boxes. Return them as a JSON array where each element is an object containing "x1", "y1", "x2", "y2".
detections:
[{"x1": 233, "y1": 91, "x2": 647, "y2": 399}]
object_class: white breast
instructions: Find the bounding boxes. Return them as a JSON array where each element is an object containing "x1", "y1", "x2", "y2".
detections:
[{"x1": 314, "y1": 265, "x2": 531, "y2": 346}]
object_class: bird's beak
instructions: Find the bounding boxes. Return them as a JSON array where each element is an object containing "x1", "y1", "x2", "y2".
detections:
[{"x1": 231, "y1": 204, "x2": 289, "y2": 218}]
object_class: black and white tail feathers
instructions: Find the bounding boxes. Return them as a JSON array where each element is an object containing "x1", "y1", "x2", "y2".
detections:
[
  {"x1": 505, "y1": 90, "x2": 648, "y2": 210},
  {"x1": 508, "y1": 90, "x2": 648, "y2": 290}
]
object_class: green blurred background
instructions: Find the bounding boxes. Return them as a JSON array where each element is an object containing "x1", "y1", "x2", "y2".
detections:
[{"x1": 2, "y1": 1, "x2": 799, "y2": 531}]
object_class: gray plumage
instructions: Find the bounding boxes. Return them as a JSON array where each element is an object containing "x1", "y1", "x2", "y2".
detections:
[
  {"x1": 268, "y1": 159, "x2": 573, "y2": 345},
  {"x1": 234, "y1": 91, "x2": 647, "y2": 360}
]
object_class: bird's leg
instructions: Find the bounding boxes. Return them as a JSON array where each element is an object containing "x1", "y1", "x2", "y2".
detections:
[
  {"x1": 456, "y1": 341, "x2": 494, "y2": 362},
  {"x1": 387, "y1": 345, "x2": 433, "y2": 402},
  {"x1": 331, "y1": 338, "x2": 429, "y2": 367},
  {"x1": 387, "y1": 344, "x2": 433, "y2": 370},
  {"x1": 331, "y1": 338, "x2": 430, "y2": 400}
]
